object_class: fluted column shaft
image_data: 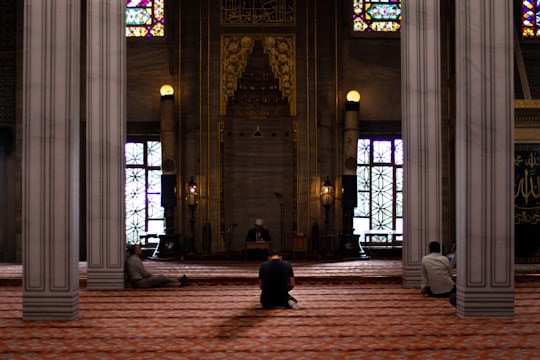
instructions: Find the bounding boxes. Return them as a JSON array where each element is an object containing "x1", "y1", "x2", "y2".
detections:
[
  {"x1": 401, "y1": 0, "x2": 443, "y2": 287},
  {"x1": 22, "y1": 0, "x2": 81, "y2": 320},
  {"x1": 455, "y1": 0, "x2": 514, "y2": 317},
  {"x1": 86, "y1": 0, "x2": 126, "y2": 289}
]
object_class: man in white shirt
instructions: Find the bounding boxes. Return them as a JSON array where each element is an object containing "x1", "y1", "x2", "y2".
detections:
[{"x1": 421, "y1": 241, "x2": 456, "y2": 306}]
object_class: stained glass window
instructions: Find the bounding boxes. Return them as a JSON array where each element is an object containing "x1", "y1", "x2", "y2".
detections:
[
  {"x1": 353, "y1": 0, "x2": 401, "y2": 33},
  {"x1": 522, "y1": 0, "x2": 540, "y2": 39},
  {"x1": 126, "y1": 0, "x2": 165, "y2": 38},
  {"x1": 125, "y1": 141, "x2": 164, "y2": 244},
  {"x1": 354, "y1": 138, "x2": 403, "y2": 242}
]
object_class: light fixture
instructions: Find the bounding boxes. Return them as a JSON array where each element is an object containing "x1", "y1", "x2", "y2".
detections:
[
  {"x1": 345, "y1": 90, "x2": 361, "y2": 112},
  {"x1": 186, "y1": 176, "x2": 199, "y2": 242},
  {"x1": 320, "y1": 177, "x2": 335, "y2": 208},
  {"x1": 320, "y1": 177, "x2": 335, "y2": 248},
  {"x1": 187, "y1": 176, "x2": 199, "y2": 207},
  {"x1": 346, "y1": 89, "x2": 361, "y2": 103},
  {"x1": 160, "y1": 84, "x2": 174, "y2": 97}
]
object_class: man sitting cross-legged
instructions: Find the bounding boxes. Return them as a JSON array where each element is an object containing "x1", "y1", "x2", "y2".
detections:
[
  {"x1": 421, "y1": 241, "x2": 456, "y2": 306},
  {"x1": 125, "y1": 244, "x2": 187, "y2": 288}
]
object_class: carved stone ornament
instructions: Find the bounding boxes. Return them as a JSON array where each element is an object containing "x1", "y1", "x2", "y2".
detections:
[
  {"x1": 221, "y1": 35, "x2": 296, "y2": 116},
  {"x1": 162, "y1": 158, "x2": 176, "y2": 174}
]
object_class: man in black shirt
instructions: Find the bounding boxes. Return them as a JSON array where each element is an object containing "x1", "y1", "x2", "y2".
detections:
[
  {"x1": 246, "y1": 218, "x2": 272, "y2": 260},
  {"x1": 258, "y1": 251, "x2": 300, "y2": 309},
  {"x1": 246, "y1": 218, "x2": 271, "y2": 243}
]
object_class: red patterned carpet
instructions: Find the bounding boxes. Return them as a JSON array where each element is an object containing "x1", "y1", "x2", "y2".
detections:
[
  {"x1": 1, "y1": 283, "x2": 540, "y2": 359},
  {"x1": 0, "y1": 259, "x2": 406, "y2": 286},
  {"x1": 1, "y1": 259, "x2": 540, "y2": 359}
]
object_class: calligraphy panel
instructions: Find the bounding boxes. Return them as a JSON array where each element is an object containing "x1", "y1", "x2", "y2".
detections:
[
  {"x1": 515, "y1": 143, "x2": 540, "y2": 263},
  {"x1": 221, "y1": 0, "x2": 295, "y2": 25}
]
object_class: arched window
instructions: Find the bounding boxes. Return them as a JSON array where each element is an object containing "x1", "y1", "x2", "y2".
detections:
[
  {"x1": 353, "y1": 0, "x2": 401, "y2": 33},
  {"x1": 522, "y1": 0, "x2": 540, "y2": 39},
  {"x1": 126, "y1": 0, "x2": 165, "y2": 38}
]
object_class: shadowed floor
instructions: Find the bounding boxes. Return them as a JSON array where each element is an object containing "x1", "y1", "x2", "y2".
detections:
[
  {"x1": 1, "y1": 282, "x2": 540, "y2": 359},
  {"x1": 1, "y1": 259, "x2": 540, "y2": 358}
]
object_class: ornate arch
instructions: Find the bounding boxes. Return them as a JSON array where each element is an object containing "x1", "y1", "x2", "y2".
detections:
[{"x1": 220, "y1": 35, "x2": 296, "y2": 116}]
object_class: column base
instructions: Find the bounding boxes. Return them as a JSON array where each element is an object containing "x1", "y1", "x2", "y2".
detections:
[{"x1": 340, "y1": 233, "x2": 370, "y2": 260}]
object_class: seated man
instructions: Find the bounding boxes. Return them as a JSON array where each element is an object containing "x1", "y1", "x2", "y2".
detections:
[
  {"x1": 246, "y1": 218, "x2": 271, "y2": 260},
  {"x1": 246, "y1": 218, "x2": 271, "y2": 242},
  {"x1": 125, "y1": 244, "x2": 187, "y2": 288},
  {"x1": 421, "y1": 241, "x2": 456, "y2": 306},
  {"x1": 258, "y1": 251, "x2": 300, "y2": 309}
]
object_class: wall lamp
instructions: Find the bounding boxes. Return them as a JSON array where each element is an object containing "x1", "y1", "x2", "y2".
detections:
[
  {"x1": 321, "y1": 176, "x2": 335, "y2": 238},
  {"x1": 186, "y1": 176, "x2": 199, "y2": 241},
  {"x1": 321, "y1": 176, "x2": 335, "y2": 209},
  {"x1": 160, "y1": 84, "x2": 174, "y2": 97},
  {"x1": 187, "y1": 176, "x2": 199, "y2": 207},
  {"x1": 345, "y1": 89, "x2": 361, "y2": 111}
]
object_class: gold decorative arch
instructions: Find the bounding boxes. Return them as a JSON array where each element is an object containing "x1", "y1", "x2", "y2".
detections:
[{"x1": 220, "y1": 35, "x2": 296, "y2": 116}]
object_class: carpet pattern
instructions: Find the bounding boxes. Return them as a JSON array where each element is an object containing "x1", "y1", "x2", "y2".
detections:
[
  {"x1": 0, "y1": 259, "x2": 405, "y2": 282},
  {"x1": 1, "y1": 260, "x2": 540, "y2": 359},
  {"x1": 1, "y1": 283, "x2": 540, "y2": 359},
  {"x1": 1, "y1": 259, "x2": 538, "y2": 285}
]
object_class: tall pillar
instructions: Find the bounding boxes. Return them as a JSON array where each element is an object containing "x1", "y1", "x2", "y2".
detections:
[
  {"x1": 86, "y1": 0, "x2": 126, "y2": 289},
  {"x1": 341, "y1": 92, "x2": 368, "y2": 259},
  {"x1": 160, "y1": 86, "x2": 177, "y2": 236},
  {"x1": 22, "y1": 0, "x2": 81, "y2": 320},
  {"x1": 454, "y1": 0, "x2": 514, "y2": 317},
  {"x1": 0, "y1": 150, "x2": 7, "y2": 260},
  {"x1": 401, "y1": 0, "x2": 443, "y2": 287},
  {"x1": 154, "y1": 86, "x2": 181, "y2": 258}
]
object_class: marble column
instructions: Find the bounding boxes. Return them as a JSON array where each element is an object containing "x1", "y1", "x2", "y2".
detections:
[
  {"x1": 22, "y1": 0, "x2": 81, "y2": 320},
  {"x1": 86, "y1": 0, "x2": 126, "y2": 290},
  {"x1": 454, "y1": 0, "x2": 514, "y2": 317},
  {"x1": 401, "y1": 0, "x2": 443, "y2": 287}
]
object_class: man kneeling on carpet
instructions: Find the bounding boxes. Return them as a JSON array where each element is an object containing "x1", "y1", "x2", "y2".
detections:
[
  {"x1": 125, "y1": 244, "x2": 187, "y2": 288},
  {"x1": 258, "y1": 251, "x2": 300, "y2": 309}
]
